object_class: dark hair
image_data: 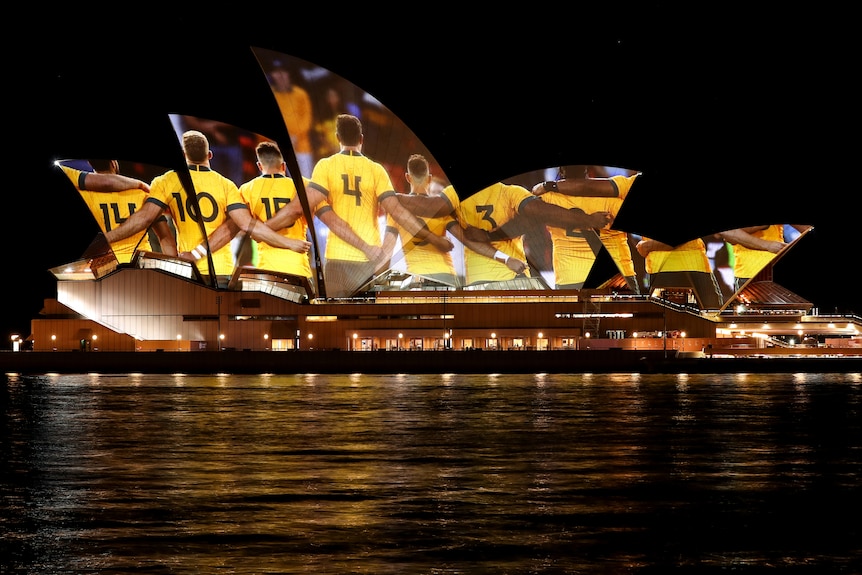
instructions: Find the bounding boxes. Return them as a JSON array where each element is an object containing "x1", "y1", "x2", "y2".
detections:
[
  {"x1": 335, "y1": 114, "x2": 362, "y2": 146},
  {"x1": 182, "y1": 130, "x2": 210, "y2": 163},
  {"x1": 255, "y1": 141, "x2": 284, "y2": 169},
  {"x1": 407, "y1": 154, "x2": 429, "y2": 178}
]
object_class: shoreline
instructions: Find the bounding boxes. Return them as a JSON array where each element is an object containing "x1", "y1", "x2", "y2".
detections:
[{"x1": 3, "y1": 349, "x2": 862, "y2": 375}]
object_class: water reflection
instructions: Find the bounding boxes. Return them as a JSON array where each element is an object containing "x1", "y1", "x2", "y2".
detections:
[{"x1": 2, "y1": 372, "x2": 860, "y2": 573}]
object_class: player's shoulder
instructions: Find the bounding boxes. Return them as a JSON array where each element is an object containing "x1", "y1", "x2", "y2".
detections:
[
  {"x1": 152, "y1": 169, "x2": 178, "y2": 182},
  {"x1": 148, "y1": 171, "x2": 175, "y2": 192},
  {"x1": 313, "y1": 155, "x2": 335, "y2": 170}
]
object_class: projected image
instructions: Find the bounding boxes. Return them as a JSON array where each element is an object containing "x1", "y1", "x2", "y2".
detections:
[
  {"x1": 387, "y1": 165, "x2": 633, "y2": 291},
  {"x1": 56, "y1": 158, "x2": 177, "y2": 265},
  {"x1": 633, "y1": 233, "x2": 726, "y2": 309},
  {"x1": 164, "y1": 116, "x2": 319, "y2": 292},
  {"x1": 629, "y1": 224, "x2": 813, "y2": 310},
  {"x1": 381, "y1": 153, "x2": 461, "y2": 289},
  {"x1": 54, "y1": 49, "x2": 815, "y2": 307},
  {"x1": 718, "y1": 224, "x2": 812, "y2": 293},
  {"x1": 531, "y1": 165, "x2": 641, "y2": 291},
  {"x1": 252, "y1": 48, "x2": 455, "y2": 298}
]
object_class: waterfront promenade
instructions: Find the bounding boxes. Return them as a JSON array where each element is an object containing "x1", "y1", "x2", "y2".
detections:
[{"x1": 4, "y1": 349, "x2": 862, "y2": 375}]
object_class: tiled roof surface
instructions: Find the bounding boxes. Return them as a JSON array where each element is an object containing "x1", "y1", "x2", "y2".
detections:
[{"x1": 735, "y1": 281, "x2": 813, "y2": 309}]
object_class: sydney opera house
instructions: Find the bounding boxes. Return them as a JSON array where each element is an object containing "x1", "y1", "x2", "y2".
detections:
[{"x1": 15, "y1": 48, "x2": 862, "y2": 370}]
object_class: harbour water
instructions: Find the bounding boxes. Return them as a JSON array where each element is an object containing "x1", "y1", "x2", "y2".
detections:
[{"x1": 2, "y1": 371, "x2": 861, "y2": 573}]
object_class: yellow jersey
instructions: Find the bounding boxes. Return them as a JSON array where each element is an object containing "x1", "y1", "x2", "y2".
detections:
[
  {"x1": 60, "y1": 164, "x2": 158, "y2": 264},
  {"x1": 454, "y1": 182, "x2": 537, "y2": 285},
  {"x1": 541, "y1": 173, "x2": 638, "y2": 286},
  {"x1": 238, "y1": 173, "x2": 312, "y2": 280},
  {"x1": 309, "y1": 150, "x2": 395, "y2": 262},
  {"x1": 147, "y1": 165, "x2": 243, "y2": 277},
  {"x1": 731, "y1": 224, "x2": 783, "y2": 280}
]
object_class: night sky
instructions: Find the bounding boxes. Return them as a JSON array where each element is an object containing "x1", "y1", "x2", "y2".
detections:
[{"x1": 7, "y1": 8, "x2": 858, "y2": 341}]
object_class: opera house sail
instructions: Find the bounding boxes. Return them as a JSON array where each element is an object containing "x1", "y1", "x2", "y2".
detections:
[{"x1": 24, "y1": 47, "x2": 859, "y2": 368}]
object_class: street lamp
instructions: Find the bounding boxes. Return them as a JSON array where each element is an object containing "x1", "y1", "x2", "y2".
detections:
[
  {"x1": 219, "y1": 333, "x2": 225, "y2": 351},
  {"x1": 51, "y1": 334, "x2": 57, "y2": 351},
  {"x1": 398, "y1": 333, "x2": 403, "y2": 350},
  {"x1": 177, "y1": 334, "x2": 181, "y2": 351},
  {"x1": 352, "y1": 332, "x2": 358, "y2": 351}
]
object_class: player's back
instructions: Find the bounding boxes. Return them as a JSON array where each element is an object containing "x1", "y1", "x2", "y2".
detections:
[
  {"x1": 457, "y1": 182, "x2": 533, "y2": 231},
  {"x1": 311, "y1": 152, "x2": 394, "y2": 259},
  {"x1": 79, "y1": 187, "x2": 151, "y2": 263}
]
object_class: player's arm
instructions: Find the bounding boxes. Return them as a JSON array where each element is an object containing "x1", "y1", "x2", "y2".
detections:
[
  {"x1": 532, "y1": 178, "x2": 618, "y2": 198},
  {"x1": 523, "y1": 196, "x2": 613, "y2": 230},
  {"x1": 465, "y1": 214, "x2": 532, "y2": 243},
  {"x1": 317, "y1": 208, "x2": 385, "y2": 265},
  {"x1": 636, "y1": 238, "x2": 674, "y2": 257},
  {"x1": 81, "y1": 172, "x2": 150, "y2": 194},
  {"x1": 151, "y1": 216, "x2": 178, "y2": 257},
  {"x1": 381, "y1": 195, "x2": 454, "y2": 253},
  {"x1": 228, "y1": 207, "x2": 311, "y2": 253},
  {"x1": 447, "y1": 221, "x2": 527, "y2": 274},
  {"x1": 395, "y1": 193, "x2": 454, "y2": 219},
  {"x1": 177, "y1": 220, "x2": 240, "y2": 263},
  {"x1": 264, "y1": 182, "x2": 327, "y2": 233},
  {"x1": 377, "y1": 224, "x2": 399, "y2": 275},
  {"x1": 719, "y1": 227, "x2": 784, "y2": 253},
  {"x1": 104, "y1": 200, "x2": 163, "y2": 244}
]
